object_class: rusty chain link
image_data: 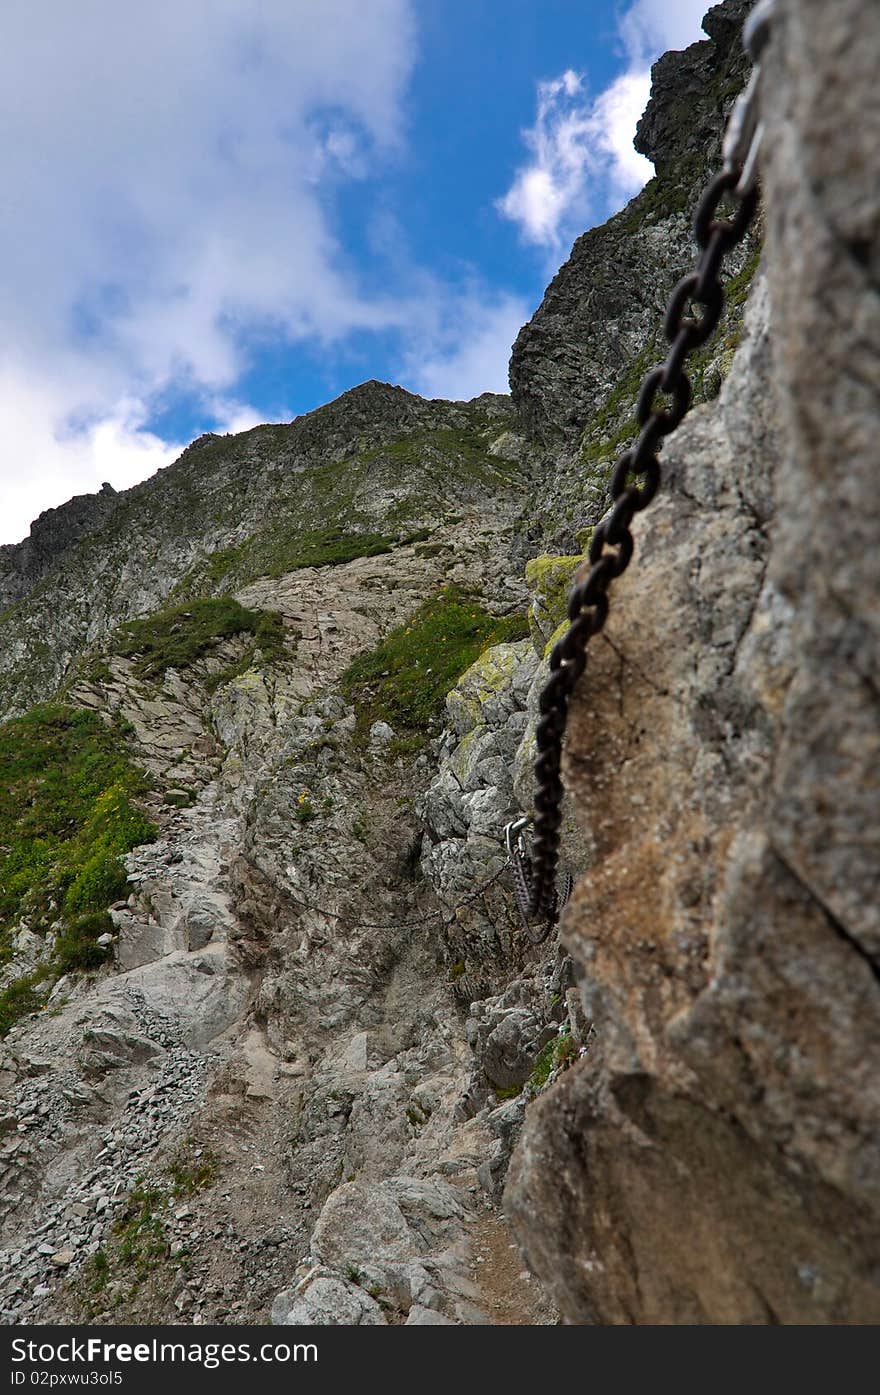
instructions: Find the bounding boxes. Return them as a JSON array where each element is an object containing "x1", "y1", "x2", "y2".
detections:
[{"x1": 516, "y1": 7, "x2": 771, "y2": 940}]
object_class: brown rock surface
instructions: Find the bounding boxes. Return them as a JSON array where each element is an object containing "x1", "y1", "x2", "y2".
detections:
[{"x1": 505, "y1": 0, "x2": 880, "y2": 1324}]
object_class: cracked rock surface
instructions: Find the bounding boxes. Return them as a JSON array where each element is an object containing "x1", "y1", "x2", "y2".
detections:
[{"x1": 506, "y1": 0, "x2": 880, "y2": 1324}]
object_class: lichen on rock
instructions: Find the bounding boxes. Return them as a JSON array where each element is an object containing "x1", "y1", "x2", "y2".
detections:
[{"x1": 0, "y1": 0, "x2": 875, "y2": 1332}]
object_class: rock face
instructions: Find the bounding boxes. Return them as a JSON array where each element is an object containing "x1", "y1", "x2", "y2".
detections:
[
  {"x1": 0, "y1": 383, "x2": 521, "y2": 717},
  {"x1": 0, "y1": 0, "x2": 875, "y2": 1330},
  {"x1": 0, "y1": 484, "x2": 119, "y2": 612},
  {"x1": 508, "y1": 0, "x2": 752, "y2": 452},
  {"x1": 505, "y1": 0, "x2": 880, "y2": 1325}
]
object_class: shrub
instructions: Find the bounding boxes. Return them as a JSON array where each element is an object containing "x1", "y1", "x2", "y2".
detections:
[
  {"x1": 53, "y1": 912, "x2": 114, "y2": 975},
  {"x1": 0, "y1": 971, "x2": 51, "y2": 1037}
]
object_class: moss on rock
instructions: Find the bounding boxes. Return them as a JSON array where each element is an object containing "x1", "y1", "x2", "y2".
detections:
[
  {"x1": 445, "y1": 642, "x2": 523, "y2": 738},
  {"x1": 524, "y1": 553, "x2": 584, "y2": 654}
]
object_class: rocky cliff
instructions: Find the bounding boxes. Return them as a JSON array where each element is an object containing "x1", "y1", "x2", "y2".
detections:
[
  {"x1": 0, "y1": 484, "x2": 120, "y2": 613},
  {"x1": 506, "y1": 0, "x2": 880, "y2": 1324},
  {"x1": 509, "y1": 0, "x2": 757, "y2": 552},
  {"x1": 0, "y1": 0, "x2": 876, "y2": 1328}
]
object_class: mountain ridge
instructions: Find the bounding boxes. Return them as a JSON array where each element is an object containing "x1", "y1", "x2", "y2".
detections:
[{"x1": 3, "y1": 0, "x2": 874, "y2": 1329}]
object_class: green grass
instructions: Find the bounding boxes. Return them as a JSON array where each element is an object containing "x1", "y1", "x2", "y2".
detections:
[
  {"x1": 75, "y1": 1149, "x2": 218, "y2": 1316},
  {"x1": 192, "y1": 526, "x2": 400, "y2": 593},
  {"x1": 168, "y1": 1148, "x2": 217, "y2": 1197},
  {"x1": 0, "y1": 969, "x2": 52, "y2": 1037},
  {"x1": 530, "y1": 1027, "x2": 578, "y2": 1091},
  {"x1": 0, "y1": 705, "x2": 155, "y2": 941},
  {"x1": 495, "y1": 1084, "x2": 523, "y2": 1101},
  {"x1": 111, "y1": 597, "x2": 287, "y2": 681},
  {"x1": 259, "y1": 526, "x2": 397, "y2": 575},
  {"x1": 80, "y1": 1249, "x2": 110, "y2": 1297},
  {"x1": 360, "y1": 425, "x2": 516, "y2": 480},
  {"x1": 53, "y1": 911, "x2": 116, "y2": 975},
  {"x1": 168, "y1": 418, "x2": 517, "y2": 598},
  {"x1": 340, "y1": 586, "x2": 529, "y2": 742},
  {"x1": 0, "y1": 704, "x2": 156, "y2": 1034},
  {"x1": 111, "y1": 1186, "x2": 169, "y2": 1278}
]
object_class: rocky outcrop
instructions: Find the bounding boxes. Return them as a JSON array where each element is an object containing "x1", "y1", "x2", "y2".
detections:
[
  {"x1": 1, "y1": 0, "x2": 875, "y2": 1332},
  {"x1": 509, "y1": 1, "x2": 751, "y2": 451},
  {"x1": 506, "y1": 0, "x2": 880, "y2": 1324},
  {"x1": 508, "y1": 1, "x2": 760, "y2": 561},
  {"x1": 0, "y1": 494, "x2": 555, "y2": 1326},
  {"x1": 633, "y1": 0, "x2": 752, "y2": 177},
  {"x1": 0, "y1": 484, "x2": 119, "y2": 613},
  {"x1": 0, "y1": 385, "x2": 522, "y2": 718}
]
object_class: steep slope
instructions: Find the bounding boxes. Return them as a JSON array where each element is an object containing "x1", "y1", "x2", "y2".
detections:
[
  {"x1": 0, "y1": 485, "x2": 120, "y2": 613},
  {"x1": 510, "y1": 0, "x2": 758, "y2": 551},
  {"x1": 0, "y1": 380, "x2": 550, "y2": 1322},
  {"x1": 506, "y1": 0, "x2": 880, "y2": 1324},
  {"x1": 3, "y1": 0, "x2": 868, "y2": 1332},
  {"x1": 0, "y1": 384, "x2": 522, "y2": 717}
]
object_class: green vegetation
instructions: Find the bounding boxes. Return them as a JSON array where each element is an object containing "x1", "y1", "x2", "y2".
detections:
[
  {"x1": 525, "y1": 552, "x2": 585, "y2": 650},
  {"x1": 578, "y1": 336, "x2": 659, "y2": 469},
  {"x1": 169, "y1": 417, "x2": 517, "y2": 598},
  {"x1": 191, "y1": 526, "x2": 400, "y2": 594},
  {"x1": 111, "y1": 1186, "x2": 168, "y2": 1278},
  {"x1": 577, "y1": 242, "x2": 761, "y2": 477},
  {"x1": 163, "y1": 790, "x2": 193, "y2": 809},
  {"x1": 0, "y1": 703, "x2": 155, "y2": 1035},
  {"x1": 359, "y1": 425, "x2": 518, "y2": 484},
  {"x1": 53, "y1": 912, "x2": 116, "y2": 975},
  {"x1": 0, "y1": 970, "x2": 51, "y2": 1037},
  {"x1": 294, "y1": 791, "x2": 316, "y2": 824},
  {"x1": 685, "y1": 245, "x2": 762, "y2": 402},
  {"x1": 82, "y1": 659, "x2": 113, "y2": 686},
  {"x1": 168, "y1": 1148, "x2": 217, "y2": 1197},
  {"x1": 260, "y1": 525, "x2": 395, "y2": 574},
  {"x1": 75, "y1": 1148, "x2": 217, "y2": 1316},
  {"x1": 0, "y1": 704, "x2": 154, "y2": 940},
  {"x1": 81, "y1": 1248, "x2": 110, "y2": 1298},
  {"x1": 340, "y1": 586, "x2": 529, "y2": 745},
  {"x1": 530, "y1": 1026, "x2": 577, "y2": 1092},
  {"x1": 614, "y1": 163, "x2": 699, "y2": 237},
  {"x1": 495, "y1": 1084, "x2": 523, "y2": 1101},
  {"x1": 111, "y1": 596, "x2": 286, "y2": 681}
]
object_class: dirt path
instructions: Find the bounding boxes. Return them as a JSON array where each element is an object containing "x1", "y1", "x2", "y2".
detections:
[{"x1": 468, "y1": 1208, "x2": 557, "y2": 1325}]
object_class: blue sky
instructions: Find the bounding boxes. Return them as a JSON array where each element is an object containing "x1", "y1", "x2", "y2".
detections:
[{"x1": 0, "y1": 0, "x2": 710, "y2": 545}]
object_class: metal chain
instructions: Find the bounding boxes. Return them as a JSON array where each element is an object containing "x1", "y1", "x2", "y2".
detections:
[{"x1": 519, "y1": 5, "x2": 772, "y2": 932}]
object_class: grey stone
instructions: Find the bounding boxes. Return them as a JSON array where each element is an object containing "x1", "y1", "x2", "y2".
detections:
[
  {"x1": 279, "y1": 1277, "x2": 386, "y2": 1326},
  {"x1": 405, "y1": 1303, "x2": 455, "y2": 1325},
  {"x1": 368, "y1": 721, "x2": 395, "y2": 747},
  {"x1": 506, "y1": 0, "x2": 880, "y2": 1325}
]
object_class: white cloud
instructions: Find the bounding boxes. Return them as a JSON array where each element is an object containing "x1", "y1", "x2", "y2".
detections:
[
  {"x1": 497, "y1": 0, "x2": 708, "y2": 249},
  {"x1": 0, "y1": 0, "x2": 417, "y2": 545},
  {"x1": 0, "y1": 367, "x2": 182, "y2": 544},
  {"x1": 0, "y1": 0, "x2": 716, "y2": 548},
  {"x1": 204, "y1": 398, "x2": 278, "y2": 438},
  {"x1": 619, "y1": 0, "x2": 710, "y2": 65},
  {"x1": 497, "y1": 68, "x2": 653, "y2": 248},
  {"x1": 404, "y1": 293, "x2": 531, "y2": 402}
]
